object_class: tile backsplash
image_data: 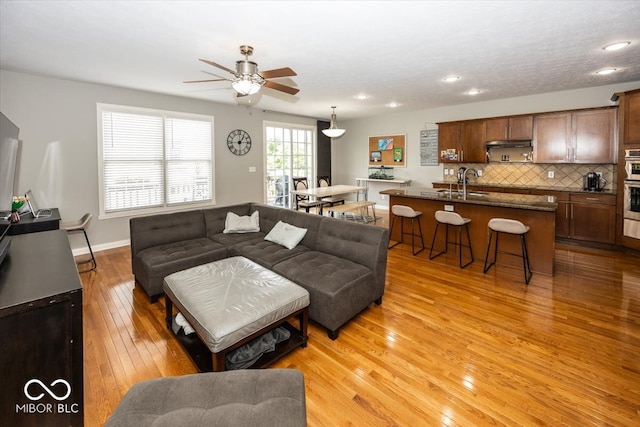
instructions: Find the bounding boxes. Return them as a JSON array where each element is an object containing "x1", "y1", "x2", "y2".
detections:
[{"x1": 444, "y1": 163, "x2": 616, "y2": 190}]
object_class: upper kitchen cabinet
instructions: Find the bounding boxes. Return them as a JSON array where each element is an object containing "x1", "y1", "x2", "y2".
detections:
[
  {"x1": 572, "y1": 108, "x2": 616, "y2": 163},
  {"x1": 438, "y1": 120, "x2": 486, "y2": 163},
  {"x1": 533, "y1": 107, "x2": 617, "y2": 164},
  {"x1": 485, "y1": 115, "x2": 533, "y2": 141},
  {"x1": 438, "y1": 121, "x2": 461, "y2": 163},
  {"x1": 617, "y1": 88, "x2": 640, "y2": 146},
  {"x1": 461, "y1": 120, "x2": 486, "y2": 162},
  {"x1": 533, "y1": 113, "x2": 571, "y2": 162}
]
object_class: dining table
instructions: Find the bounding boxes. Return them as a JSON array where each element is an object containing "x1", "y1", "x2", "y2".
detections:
[{"x1": 290, "y1": 184, "x2": 368, "y2": 214}]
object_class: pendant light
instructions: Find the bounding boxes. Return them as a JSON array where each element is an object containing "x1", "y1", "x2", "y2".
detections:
[{"x1": 322, "y1": 106, "x2": 346, "y2": 138}]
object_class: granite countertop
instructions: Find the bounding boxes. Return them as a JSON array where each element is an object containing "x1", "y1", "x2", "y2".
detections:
[
  {"x1": 380, "y1": 187, "x2": 558, "y2": 212},
  {"x1": 430, "y1": 181, "x2": 617, "y2": 195}
]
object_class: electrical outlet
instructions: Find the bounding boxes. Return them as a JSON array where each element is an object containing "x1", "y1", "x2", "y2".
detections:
[
  {"x1": 477, "y1": 169, "x2": 483, "y2": 177},
  {"x1": 444, "y1": 169, "x2": 449, "y2": 175},
  {"x1": 444, "y1": 204, "x2": 454, "y2": 212},
  {"x1": 380, "y1": 194, "x2": 387, "y2": 200},
  {"x1": 449, "y1": 169, "x2": 455, "y2": 175},
  {"x1": 596, "y1": 172, "x2": 603, "y2": 178},
  {"x1": 547, "y1": 171, "x2": 555, "y2": 179}
]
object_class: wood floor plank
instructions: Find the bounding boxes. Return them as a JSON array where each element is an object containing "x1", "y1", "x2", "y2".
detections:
[{"x1": 79, "y1": 212, "x2": 640, "y2": 426}]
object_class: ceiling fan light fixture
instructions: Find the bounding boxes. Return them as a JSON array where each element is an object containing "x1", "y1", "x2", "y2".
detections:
[
  {"x1": 232, "y1": 74, "x2": 264, "y2": 95},
  {"x1": 322, "y1": 106, "x2": 346, "y2": 138}
]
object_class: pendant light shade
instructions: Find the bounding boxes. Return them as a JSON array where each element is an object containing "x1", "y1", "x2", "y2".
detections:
[{"x1": 322, "y1": 106, "x2": 346, "y2": 138}]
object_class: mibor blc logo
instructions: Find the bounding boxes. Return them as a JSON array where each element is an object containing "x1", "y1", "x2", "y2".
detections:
[{"x1": 15, "y1": 378, "x2": 79, "y2": 415}]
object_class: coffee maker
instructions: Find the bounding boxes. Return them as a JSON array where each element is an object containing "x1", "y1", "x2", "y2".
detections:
[{"x1": 583, "y1": 172, "x2": 606, "y2": 191}]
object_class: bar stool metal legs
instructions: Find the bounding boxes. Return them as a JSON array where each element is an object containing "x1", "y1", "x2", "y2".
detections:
[
  {"x1": 61, "y1": 213, "x2": 97, "y2": 273},
  {"x1": 429, "y1": 210, "x2": 473, "y2": 268},
  {"x1": 483, "y1": 218, "x2": 532, "y2": 284},
  {"x1": 388, "y1": 205, "x2": 425, "y2": 255}
]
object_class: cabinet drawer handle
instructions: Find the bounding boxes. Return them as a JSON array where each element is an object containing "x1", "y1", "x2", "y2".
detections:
[{"x1": 586, "y1": 197, "x2": 599, "y2": 201}]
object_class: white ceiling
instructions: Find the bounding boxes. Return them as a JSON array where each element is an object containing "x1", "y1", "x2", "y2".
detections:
[{"x1": 1, "y1": 1, "x2": 639, "y2": 121}]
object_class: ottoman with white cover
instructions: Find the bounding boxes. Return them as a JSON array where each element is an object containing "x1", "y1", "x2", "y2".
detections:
[{"x1": 163, "y1": 256, "x2": 310, "y2": 371}]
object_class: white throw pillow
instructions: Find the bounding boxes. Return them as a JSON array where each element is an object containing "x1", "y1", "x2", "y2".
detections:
[
  {"x1": 223, "y1": 211, "x2": 260, "y2": 234},
  {"x1": 264, "y1": 221, "x2": 307, "y2": 250}
]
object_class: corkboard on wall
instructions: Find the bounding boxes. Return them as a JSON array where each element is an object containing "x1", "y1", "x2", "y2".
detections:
[{"x1": 368, "y1": 134, "x2": 406, "y2": 167}]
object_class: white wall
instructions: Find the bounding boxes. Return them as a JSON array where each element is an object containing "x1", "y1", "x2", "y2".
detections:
[
  {"x1": 333, "y1": 81, "x2": 640, "y2": 208},
  {"x1": 0, "y1": 70, "x2": 315, "y2": 252},
  {"x1": 2, "y1": 69, "x2": 639, "y2": 252}
]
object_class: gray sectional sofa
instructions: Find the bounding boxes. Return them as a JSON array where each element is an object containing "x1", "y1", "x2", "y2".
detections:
[{"x1": 130, "y1": 202, "x2": 390, "y2": 339}]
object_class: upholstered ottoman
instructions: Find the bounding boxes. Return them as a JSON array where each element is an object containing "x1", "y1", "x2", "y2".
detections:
[
  {"x1": 104, "y1": 369, "x2": 307, "y2": 427},
  {"x1": 164, "y1": 256, "x2": 310, "y2": 371}
]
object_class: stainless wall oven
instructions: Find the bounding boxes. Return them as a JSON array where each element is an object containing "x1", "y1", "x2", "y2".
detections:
[
  {"x1": 625, "y1": 149, "x2": 640, "y2": 181},
  {"x1": 624, "y1": 149, "x2": 640, "y2": 239}
]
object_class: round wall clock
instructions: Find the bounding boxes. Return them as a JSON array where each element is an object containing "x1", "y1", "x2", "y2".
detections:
[{"x1": 227, "y1": 129, "x2": 252, "y2": 156}]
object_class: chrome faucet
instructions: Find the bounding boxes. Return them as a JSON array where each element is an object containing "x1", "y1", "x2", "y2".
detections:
[{"x1": 462, "y1": 168, "x2": 478, "y2": 199}]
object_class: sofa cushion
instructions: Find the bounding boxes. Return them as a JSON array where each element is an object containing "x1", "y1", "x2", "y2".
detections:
[
  {"x1": 104, "y1": 369, "x2": 306, "y2": 427},
  {"x1": 135, "y1": 238, "x2": 228, "y2": 287},
  {"x1": 272, "y1": 251, "x2": 374, "y2": 331},
  {"x1": 204, "y1": 204, "x2": 253, "y2": 237},
  {"x1": 264, "y1": 221, "x2": 308, "y2": 249},
  {"x1": 230, "y1": 239, "x2": 310, "y2": 269},
  {"x1": 224, "y1": 211, "x2": 260, "y2": 233},
  {"x1": 130, "y1": 210, "x2": 206, "y2": 254}
]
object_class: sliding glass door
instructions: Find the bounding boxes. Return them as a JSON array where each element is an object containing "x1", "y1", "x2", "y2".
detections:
[{"x1": 264, "y1": 122, "x2": 316, "y2": 208}]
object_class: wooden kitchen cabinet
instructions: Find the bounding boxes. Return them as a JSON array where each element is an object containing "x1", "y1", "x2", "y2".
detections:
[
  {"x1": 533, "y1": 108, "x2": 617, "y2": 164},
  {"x1": 485, "y1": 115, "x2": 533, "y2": 141},
  {"x1": 438, "y1": 121, "x2": 461, "y2": 163},
  {"x1": 438, "y1": 120, "x2": 486, "y2": 163},
  {"x1": 569, "y1": 193, "x2": 616, "y2": 243},
  {"x1": 620, "y1": 88, "x2": 640, "y2": 146},
  {"x1": 572, "y1": 109, "x2": 616, "y2": 163},
  {"x1": 533, "y1": 113, "x2": 572, "y2": 162},
  {"x1": 461, "y1": 120, "x2": 486, "y2": 163}
]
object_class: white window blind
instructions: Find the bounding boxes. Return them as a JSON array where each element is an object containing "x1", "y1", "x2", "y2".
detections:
[{"x1": 98, "y1": 105, "x2": 213, "y2": 216}]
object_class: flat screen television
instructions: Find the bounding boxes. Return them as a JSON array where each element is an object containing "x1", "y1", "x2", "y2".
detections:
[{"x1": 0, "y1": 112, "x2": 21, "y2": 218}]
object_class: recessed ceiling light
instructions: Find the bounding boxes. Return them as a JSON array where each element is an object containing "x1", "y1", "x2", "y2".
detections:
[
  {"x1": 596, "y1": 68, "x2": 618, "y2": 75},
  {"x1": 603, "y1": 42, "x2": 631, "y2": 51},
  {"x1": 465, "y1": 89, "x2": 480, "y2": 95},
  {"x1": 355, "y1": 94, "x2": 368, "y2": 100},
  {"x1": 443, "y1": 76, "x2": 460, "y2": 82},
  {"x1": 388, "y1": 102, "x2": 400, "y2": 108}
]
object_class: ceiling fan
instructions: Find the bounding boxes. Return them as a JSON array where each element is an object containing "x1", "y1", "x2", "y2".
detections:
[{"x1": 184, "y1": 45, "x2": 299, "y2": 97}]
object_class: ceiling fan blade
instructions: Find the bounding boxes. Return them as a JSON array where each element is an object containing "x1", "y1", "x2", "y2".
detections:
[
  {"x1": 264, "y1": 80, "x2": 299, "y2": 95},
  {"x1": 183, "y1": 78, "x2": 228, "y2": 83},
  {"x1": 199, "y1": 58, "x2": 236, "y2": 75},
  {"x1": 259, "y1": 67, "x2": 297, "y2": 79}
]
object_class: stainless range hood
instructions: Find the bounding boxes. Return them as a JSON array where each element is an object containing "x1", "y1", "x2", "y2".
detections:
[
  {"x1": 486, "y1": 140, "x2": 533, "y2": 163},
  {"x1": 485, "y1": 140, "x2": 532, "y2": 149}
]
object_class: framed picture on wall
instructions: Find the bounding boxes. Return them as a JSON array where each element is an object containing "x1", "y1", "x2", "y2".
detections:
[
  {"x1": 378, "y1": 138, "x2": 394, "y2": 150},
  {"x1": 393, "y1": 148, "x2": 403, "y2": 162}
]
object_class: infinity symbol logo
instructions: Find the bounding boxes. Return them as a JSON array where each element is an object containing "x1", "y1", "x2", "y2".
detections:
[{"x1": 24, "y1": 379, "x2": 72, "y2": 401}]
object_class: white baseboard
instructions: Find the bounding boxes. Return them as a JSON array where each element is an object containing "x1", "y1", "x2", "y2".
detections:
[{"x1": 70, "y1": 239, "x2": 130, "y2": 257}]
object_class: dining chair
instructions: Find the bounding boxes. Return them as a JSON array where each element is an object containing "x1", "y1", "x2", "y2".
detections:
[
  {"x1": 317, "y1": 176, "x2": 345, "y2": 207},
  {"x1": 292, "y1": 177, "x2": 325, "y2": 214}
]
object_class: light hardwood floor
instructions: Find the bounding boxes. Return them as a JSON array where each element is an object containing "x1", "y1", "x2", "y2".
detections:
[{"x1": 80, "y1": 212, "x2": 640, "y2": 426}]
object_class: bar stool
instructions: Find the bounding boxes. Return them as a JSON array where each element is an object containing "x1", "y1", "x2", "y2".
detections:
[
  {"x1": 429, "y1": 210, "x2": 473, "y2": 268},
  {"x1": 388, "y1": 205, "x2": 425, "y2": 255},
  {"x1": 61, "y1": 213, "x2": 97, "y2": 273},
  {"x1": 483, "y1": 218, "x2": 532, "y2": 284}
]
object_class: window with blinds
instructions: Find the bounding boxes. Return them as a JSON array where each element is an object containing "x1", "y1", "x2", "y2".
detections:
[{"x1": 98, "y1": 104, "x2": 214, "y2": 217}]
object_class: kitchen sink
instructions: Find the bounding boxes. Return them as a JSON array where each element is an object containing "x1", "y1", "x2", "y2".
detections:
[{"x1": 435, "y1": 189, "x2": 489, "y2": 197}]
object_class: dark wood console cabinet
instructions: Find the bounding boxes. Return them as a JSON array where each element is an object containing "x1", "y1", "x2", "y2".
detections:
[{"x1": 0, "y1": 230, "x2": 83, "y2": 427}]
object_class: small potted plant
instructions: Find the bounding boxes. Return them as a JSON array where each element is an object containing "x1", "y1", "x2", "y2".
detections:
[{"x1": 11, "y1": 196, "x2": 27, "y2": 223}]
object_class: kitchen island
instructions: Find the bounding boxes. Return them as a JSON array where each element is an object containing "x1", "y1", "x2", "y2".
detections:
[{"x1": 380, "y1": 188, "x2": 557, "y2": 275}]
